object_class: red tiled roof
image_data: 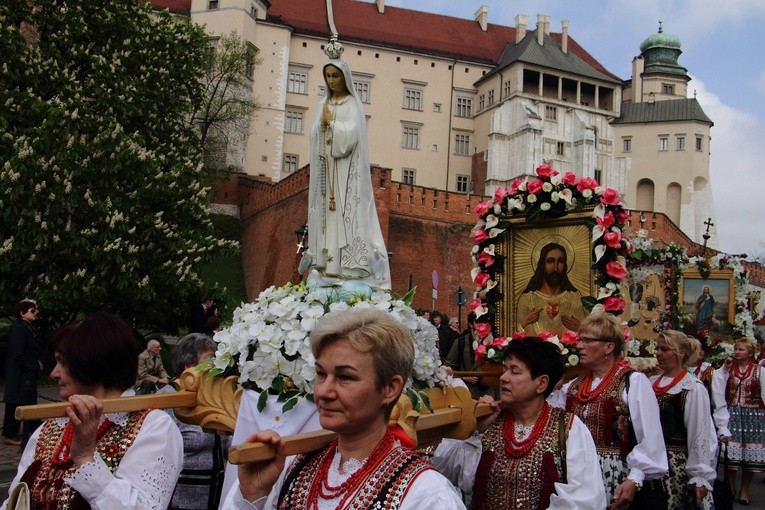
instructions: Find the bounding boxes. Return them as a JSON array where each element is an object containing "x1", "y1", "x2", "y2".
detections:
[
  {"x1": 267, "y1": 0, "x2": 619, "y2": 79},
  {"x1": 148, "y1": 0, "x2": 191, "y2": 15}
]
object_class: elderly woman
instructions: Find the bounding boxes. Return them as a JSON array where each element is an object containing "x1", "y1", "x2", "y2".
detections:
[
  {"x1": 2, "y1": 312, "x2": 183, "y2": 510},
  {"x1": 650, "y1": 330, "x2": 716, "y2": 509},
  {"x1": 549, "y1": 312, "x2": 668, "y2": 509},
  {"x1": 227, "y1": 307, "x2": 464, "y2": 509},
  {"x1": 434, "y1": 337, "x2": 607, "y2": 509},
  {"x1": 712, "y1": 337, "x2": 765, "y2": 505},
  {"x1": 158, "y1": 333, "x2": 231, "y2": 510}
]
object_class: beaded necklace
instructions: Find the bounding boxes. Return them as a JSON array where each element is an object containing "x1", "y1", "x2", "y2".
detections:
[
  {"x1": 502, "y1": 402, "x2": 551, "y2": 458},
  {"x1": 576, "y1": 361, "x2": 623, "y2": 403},
  {"x1": 733, "y1": 361, "x2": 755, "y2": 381},
  {"x1": 652, "y1": 371, "x2": 687, "y2": 396},
  {"x1": 307, "y1": 431, "x2": 395, "y2": 509},
  {"x1": 52, "y1": 418, "x2": 113, "y2": 466}
]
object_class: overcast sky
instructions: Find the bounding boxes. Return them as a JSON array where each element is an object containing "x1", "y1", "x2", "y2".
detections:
[{"x1": 384, "y1": 0, "x2": 765, "y2": 257}]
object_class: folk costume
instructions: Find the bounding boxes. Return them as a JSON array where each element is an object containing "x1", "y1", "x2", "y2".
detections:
[
  {"x1": 229, "y1": 432, "x2": 464, "y2": 509},
  {"x1": 433, "y1": 404, "x2": 606, "y2": 509},
  {"x1": 2, "y1": 396, "x2": 183, "y2": 510},
  {"x1": 307, "y1": 53, "x2": 391, "y2": 291},
  {"x1": 649, "y1": 372, "x2": 717, "y2": 509},
  {"x1": 712, "y1": 362, "x2": 765, "y2": 471},
  {"x1": 550, "y1": 360, "x2": 668, "y2": 502}
]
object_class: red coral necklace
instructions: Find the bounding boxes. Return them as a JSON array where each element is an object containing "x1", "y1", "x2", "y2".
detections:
[
  {"x1": 733, "y1": 361, "x2": 755, "y2": 380},
  {"x1": 652, "y1": 370, "x2": 687, "y2": 396},
  {"x1": 52, "y1": 418, "x2": 113, "y2": 466},
  {"x1": 307, "y1": 431, "x2": 395, "y2": 509},
  {"x1": 576, "y1": 361, "x2": 622, "y2": 403},
  {"x1": 502, "y1": 402, "x2": 551, "y2": 458}
]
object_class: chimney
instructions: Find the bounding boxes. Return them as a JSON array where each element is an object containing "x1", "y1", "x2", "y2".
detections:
[
  {"x1": 561, "y1": 19, "x2": 569, "y2": 53},
  {"x1": 474, "y1": 5, "x2": 488, "y2": 32},
  {"x1": 537, "y1": 14, "x2": 544, "y2": 45},
  {"x1": 544, "y1": 15, "x2": 551, "y2": 35},
  {"x1": 375, "y1": 0, "x2": 384, "y2": 14},
  {"x1": 515, "y1": 14, "x2": 527, "y2": 43}
]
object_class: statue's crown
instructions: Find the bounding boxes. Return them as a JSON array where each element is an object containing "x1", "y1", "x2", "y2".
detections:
[{"x1": 324, "y1": 36, "x2": 344, "y2": 60}]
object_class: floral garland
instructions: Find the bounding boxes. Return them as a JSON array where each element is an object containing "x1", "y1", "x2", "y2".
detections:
[
  {"x1": 205, "y1": 282, "x2": 447, "y2": 412},
  {"x1": 477, "y1": 330, "x2": 582, "y2": 368},
  {"x1": 469, "y1": 164, "x2": 632, "y2": 364}
]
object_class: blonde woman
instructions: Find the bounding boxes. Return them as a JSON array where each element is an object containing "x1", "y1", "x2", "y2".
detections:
[
  {"x1": 712, "y1": 337, "x2": 765, "y2": 505},
  {"x1": 650, "y1": 330, "x2": 716, "y2": 509}
]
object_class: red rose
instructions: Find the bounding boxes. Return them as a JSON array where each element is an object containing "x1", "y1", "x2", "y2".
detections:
[
  {"x1": 536, "y1": 164, "x2": 556, "y2": 179},
  {"x1": 492, "y1": 336, "x2": 507, "y2": 348},
  {"x1": 614, "y1": 209, "x2": 630, "y2": 224},
  {"x1": 494, "y1": 187, "x2": 509, "y2": 203},
  {"x1": 511, "y1": 332, "x2": 527, "y2": 340},
  {"x1": 474, "y1": 201, "x2": 492, "y2": 217},
  {"x1": 604, "y1": 297, "x2": 626, "y2": 313},
  {"x1": 474, "y1": 271, "x2": 491, "y2": 287},
  {"x1": 527, "y1": 179, "x2": 543, "y2": 194},
  {"x1": 605, "y1": 261, "x2": 627, "y2": 279},
  {"x1": 475, "y1": 322, "x2": 492, "y2": 339},
  {"x1": 577, "y1": 177, "x2": 598, "y2": 192},
  {"x1": 600, "y1": 188, "x2": 621, "y2": 206},
  {"x1": 473, "y1": 229, "x2": 489, "y2": 244},
  {"x1": 560, "y1": 330, "x2": 579, "y2": 346},
  {"x1": 469, "y1": 298, "x2": 484, "y2": 311},
  {"x1": 603, "y1": 231, "x2": 622, "y2": 249},
  {"x1": 478, "y1": 251, "x2": 495, "y2": 267},
  {"x1": 538, "y1": 331, "x2": 553, "y2": 340},
  {"x1": 597, "y1": 212, "x2": 615, "y2": 229},
  {"x1": 475, "y1": 343, "x2": 487, "y2": 362},
  {"x1": 510, "y1": 178, "x2": 523, "y2": 195},
  {"x1": 561, "y1": 172, "x2": 578, "y2": 185}
]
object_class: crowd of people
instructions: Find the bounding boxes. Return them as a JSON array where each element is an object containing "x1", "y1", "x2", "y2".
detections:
[{"x1": 2, "y1": 297, "x2": 764, "y2": 509}]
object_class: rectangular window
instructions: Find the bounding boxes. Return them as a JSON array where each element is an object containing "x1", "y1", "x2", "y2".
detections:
[
  {"x1": 354, "y1": 81, "x2": 370, "y2": 103},
  {"x1": 283, "y1": 154, "x2": 298, "y2": 174},
  {"x1": 623, "y1": 138, "x2": 632, "y2": 152},
  {"x1": 662, "y1": 83, "x2": 674, "y2": 95},
  {"x1": 594, "y1": 169, "x2": 602, "y2": 184},
  {"x1": 676, "y1": 136, "x2": 685, "y2": 151},
  {"x1": 403, "y1": 88, "x2": 422, "y2": 110},
  {"x1": 433, "y1": 103, "x2": 441, "y2": 113},
  {"x1": 288, "y1": 72, "x2": 307, "y2": 94},
  {"x1": 503, "y1": 80, "x2": 512, "y2": 98},
  {"x1": 545, "y1": 105, "x2": 557, "y2": 121},
  {"x1": 556, "y1": 141, "x2": 565, "y2": 156},
  {"x1": 208, "y1": 0, "x2": 219, "y2": 9},
  {"x1": 454, "y1": 134, "x2": 470, "y2": 156},
  {"x1": 696, "y1": 136, "x2": 703, "y2": 151},
  {"x1": 456, "y1": 97, "x2": 472, "y2": 118},
  {"x1": 456, "y1": 174, "x2": 470, "y2": 193},
  {"x1": 285, "y1": 111, "x2": 304, "y2": 134},
  {"x1": 244, "y1": 44, "x2": 256, "y2": 79},
  {"x1": 402, "y1": 126, "x2": 419, "y2": 149},
  {"x1": 487, "y1": 89, "x2": 494, "y2": 105},
  {"x1": 250, "y1": 5, "x2": 257, "y2": 19},
  {"x1": 659, "y1": 137, "x2": 668, "y2": 151},
  {"x1": 479, "y1": 94, "x2": 485, "y2": 110},
  {"x1": 402, "y1": 168, "x2": 416, "y2": 185}
]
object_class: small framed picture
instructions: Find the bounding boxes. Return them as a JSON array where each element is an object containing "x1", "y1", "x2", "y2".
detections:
[{"x1": 679, "y1": 269, "x2": 735, "y2": 337}]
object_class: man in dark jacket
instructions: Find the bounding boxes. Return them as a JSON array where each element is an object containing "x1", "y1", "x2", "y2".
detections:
[{"x1": 3, "y1": 299, "x2": 42, "y2": 446}]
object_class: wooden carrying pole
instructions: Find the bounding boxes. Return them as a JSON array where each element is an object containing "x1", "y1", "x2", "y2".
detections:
[{"x1": 16, "y1": 369, "x2": 494, "y2": 465}]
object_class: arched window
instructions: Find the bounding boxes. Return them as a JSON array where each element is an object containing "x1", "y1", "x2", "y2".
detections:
[{"x1": 666, "y1": 182, "x2": 681, "y2": 225}]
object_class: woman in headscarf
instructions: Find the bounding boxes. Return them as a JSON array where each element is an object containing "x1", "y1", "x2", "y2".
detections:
[{"x1": 307, "y1": 40, "x2": 390, "y2": 290}]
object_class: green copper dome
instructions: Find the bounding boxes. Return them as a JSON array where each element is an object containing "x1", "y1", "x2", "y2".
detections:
[
  {"x1": 640, "y1": 31, "x2": 681, "y2": 53},
  {"x1": 639, "y1": 21, "x2": 687, "y2": 77}
]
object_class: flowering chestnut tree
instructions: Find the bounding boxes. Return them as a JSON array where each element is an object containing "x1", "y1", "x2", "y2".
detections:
[{"x1": 0, "y1": 0, "x2": 236, "y2": 330}]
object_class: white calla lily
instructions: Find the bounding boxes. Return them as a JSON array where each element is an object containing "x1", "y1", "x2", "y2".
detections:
[
  {"x1": 485, "y1": 214, "x2": 499, "y2": 229},
  {"x1": 594, "y1": 244, "x2": 607, "y2": 262}
]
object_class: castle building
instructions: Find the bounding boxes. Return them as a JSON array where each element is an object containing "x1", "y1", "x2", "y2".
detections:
[{"x1": 153, "y1": 0, "x2": 717, "y2": 247}]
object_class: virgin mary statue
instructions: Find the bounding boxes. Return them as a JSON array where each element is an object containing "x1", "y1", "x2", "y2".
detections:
[{"x1": 306, "y1": 38, "x2": 391, "y2": 292}]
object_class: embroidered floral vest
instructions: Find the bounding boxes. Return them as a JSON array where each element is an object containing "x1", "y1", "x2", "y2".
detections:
[
  {"x1": 473, "y1": 407, "x2": 570, "y2": 510},
  {"x1": 656, "y1": 390, "x2": 689, "y2": 451},
  {"x1": 277, "y1": 443, "x2": 433, "y2": 509},
  {"x1": 725, "y1": 363, "x2": 764, "y2": 408},
  {"x1": 565, "y1": 365, "x2": 632, "y2": 458},
  {"x1": 21, "y1": 410, "x2": 151, "y2": 510}
]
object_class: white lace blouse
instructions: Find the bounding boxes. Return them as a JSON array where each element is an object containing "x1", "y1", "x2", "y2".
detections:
[
  {"x1": 2, "y1": 408, "x2": 183, "y2": 510},
  {"x1": 648, "y1": 372, "x2": 718, "y2": 490}
]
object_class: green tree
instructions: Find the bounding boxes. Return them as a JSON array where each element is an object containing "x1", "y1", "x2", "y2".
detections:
[
  {"x1": 189, "y1": 32, "x2": 259, "y2": 172},
  {"x1": 0, "y1": 0, "x2": 237, "y2": 332}
]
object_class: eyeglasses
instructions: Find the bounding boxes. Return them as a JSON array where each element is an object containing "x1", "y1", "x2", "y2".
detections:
[
  {"x1": 578, "y1": 336, "x2": 612, "y2": 344},
  {"x1": 28, "y1": 309, "x2": 38, "y2": 314}
]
